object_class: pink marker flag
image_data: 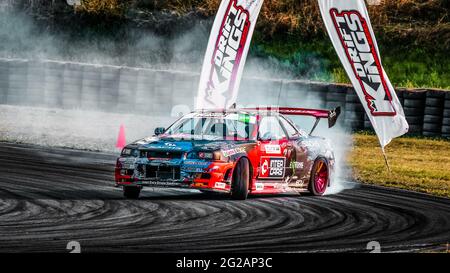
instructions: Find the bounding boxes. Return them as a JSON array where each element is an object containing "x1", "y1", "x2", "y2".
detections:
[
  {"x1": 196, "y1": 0, "x2": 264, "y2": 110},
  {"x1": 318, "y1": 0, "x2": 409, "y2": 148}
]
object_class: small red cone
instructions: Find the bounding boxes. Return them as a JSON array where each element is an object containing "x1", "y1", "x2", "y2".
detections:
[{"x1": 116, "y1": 124, "x2": 126, "y2": 149}]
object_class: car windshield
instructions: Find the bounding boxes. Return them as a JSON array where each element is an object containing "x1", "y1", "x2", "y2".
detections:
[{"x1": 164, "y1": 112, "x2": 257, "y2": 141}]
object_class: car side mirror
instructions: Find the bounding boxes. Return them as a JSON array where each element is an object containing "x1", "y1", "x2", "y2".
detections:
[{"x1": 154, "y1": 127, "x2": 165, "y2": 136}]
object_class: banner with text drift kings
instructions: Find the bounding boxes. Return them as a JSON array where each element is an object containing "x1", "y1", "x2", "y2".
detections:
[
  {"x1": 318, "y1": 0, "x2": 409, "y2": 148},
  {"x1": 196, "y1": 0, "x2": 263, "y2": 110}
]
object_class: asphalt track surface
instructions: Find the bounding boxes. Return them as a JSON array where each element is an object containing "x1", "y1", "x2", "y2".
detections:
[{"x1": 0, "y1": 142, "x2": 449, "y2": 253}]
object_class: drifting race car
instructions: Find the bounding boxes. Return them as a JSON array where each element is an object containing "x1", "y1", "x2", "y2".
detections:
[{"x1": 115, "y1": 107, "x2": 341, "y2": 200}]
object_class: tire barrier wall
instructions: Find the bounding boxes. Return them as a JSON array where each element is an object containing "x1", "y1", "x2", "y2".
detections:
[{"x1": 0, "y1": 58, "x2": 448, "y2": 138}]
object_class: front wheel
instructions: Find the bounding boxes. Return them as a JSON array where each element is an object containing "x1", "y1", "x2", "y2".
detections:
[
  {"x1": 308, "y1": 158, "x2": 329, "y2": 196},
  {"x1": 230, "y1": 158, "x2": 250, "y2": 200},
  {"x1": 123, "y1": 186, "x2": 141, "y2": 199}
]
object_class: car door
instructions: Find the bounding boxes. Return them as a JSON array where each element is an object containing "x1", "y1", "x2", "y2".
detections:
[
  {"x1": 256, "y1": 115, "x2": 291, "y2": 181},
  {"x1": 278, "y1": 115, "x2": 309, "y2": 184}
]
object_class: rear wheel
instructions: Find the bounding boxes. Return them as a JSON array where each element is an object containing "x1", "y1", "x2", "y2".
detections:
[
  {"x1": 308, "y1": 158, "x2": 329, "y2": 196},
  {"x1": 230, "y1": 158, "x2": 250, "y2": 200},
  {"x1": 123, "y1": 186, "x2": 141, "y2": 199}
]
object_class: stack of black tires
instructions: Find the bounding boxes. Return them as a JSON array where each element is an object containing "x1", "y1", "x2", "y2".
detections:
[
  {"x1": 344, "y1": 88, "x2": 365, "y2": 131},
  {"x1": 443, "y1": 92, "x2": 450, "y2": 138},
  {"x1": 339, "y1": 87, "x2": 449, "y2": 139},
  {"x1": 423, "y1": 90, "x2": 446, "y2": 137},
  {"x1": 402, "y1": 90, "x2": 427, "y2": 135}
]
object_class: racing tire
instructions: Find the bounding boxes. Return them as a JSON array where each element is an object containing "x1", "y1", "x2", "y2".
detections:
[
  {"x1": 406, "y1": 116, "x2": 424, "y2": 125},
  {"x1": 424, "y1": 106, "x2": 443, "y2": 116},
  {"x1": 426, "y1": 98, "x2": 444, "y2": 107},
  {"x1": 408, "y1": 124, "x2": 423, "y2": 134},
  {"x1": 345, "y1": 92, "x2": 361, "y2": 103},
  {"x1": 403, "y1": 99, "x2": 425, "y2": 109},
  {"x1": 423, "y1": 115, "x2": 442, "y2": 124},
  {"x1": 445, "y1": 100, "x2": 450, "y2": 109},
  {"x1": 345, "y1": 104, "x2": 365, "y2": 112},
  {"x1": 364, "y1": 121, "x2": 373, "y2": 130},
  {"x1": 308, "y1": 158, "x2": 329, "y2": 196},
  {"x1": 423, "y1": 123, "x2": 441, "y2": 132},
  {"x1": 326, "y1": 92, "x2": 346, "y2": 102},
  {"x1": 230, "y1": 158, "x2": 250, "y2": 200},
  {"x1": 403, "y1": 91, "x2": 426, "y2": 100},
  {"x1": 403, "y1": 107, "x2": 423, "y2": 116},
  {"x1": 443, "y1": 118, "x2": 450, "y2": 126},
  {"x1": 442, "y1": 126, "x2": 450, "y2": 135},
  {"x1": 123, "y1": 186, "x2": 141, "y2": 199}
]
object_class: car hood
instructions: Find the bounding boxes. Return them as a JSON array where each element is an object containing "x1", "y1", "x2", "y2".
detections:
[{"x1": 129, "y1": 136, "x2": 255, "y2": 152}]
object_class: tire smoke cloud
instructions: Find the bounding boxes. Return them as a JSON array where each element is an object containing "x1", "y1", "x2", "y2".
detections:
[{"x1": 0, "y1": 8, "x2": 354, "y2": 194}]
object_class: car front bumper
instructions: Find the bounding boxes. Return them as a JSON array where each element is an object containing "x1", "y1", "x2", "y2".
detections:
[{"x1": 115, "y1": 161, "x2": 234, "y2": 193}]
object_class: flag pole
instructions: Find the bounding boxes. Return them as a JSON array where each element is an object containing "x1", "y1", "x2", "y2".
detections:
[{"x1": 381, "y1": 147, "x2": 392, "y2": 173}]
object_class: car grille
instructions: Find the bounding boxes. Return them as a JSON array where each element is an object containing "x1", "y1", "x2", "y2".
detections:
[
  {"x1": 144, "y1": 150, "x2": 183, "y2": 159},
  {"x1": 146, "y1": 165, "x2": 181, "y2": 180}
]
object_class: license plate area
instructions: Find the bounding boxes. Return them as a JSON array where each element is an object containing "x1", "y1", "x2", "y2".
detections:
[{"x1": 146, "y1": 165, "x2": 181, "y2": 180}]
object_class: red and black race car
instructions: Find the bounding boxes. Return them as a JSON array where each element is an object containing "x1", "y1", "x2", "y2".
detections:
[{"x1": 115, "y1": 107, "x2": 341, "y2": 200}]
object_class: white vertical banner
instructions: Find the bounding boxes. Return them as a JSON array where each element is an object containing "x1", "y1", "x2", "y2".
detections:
[
  {"x1": 196, "y1": 0, "x2": 264, "y2": 110},
  {"x1": 318, "y1": 0, "x2": 409, "y2": 148}
]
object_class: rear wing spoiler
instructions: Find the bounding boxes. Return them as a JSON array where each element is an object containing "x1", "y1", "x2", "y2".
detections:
[
  {"x1": 242, "y1": 106, "x2": 341, "y2": 135},
  {"x1": 277, "y1": 107, "x2": 341, "y2": 128}
]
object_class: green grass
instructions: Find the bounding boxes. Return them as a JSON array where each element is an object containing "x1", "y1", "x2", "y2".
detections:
[
  {"x1": 350, "y1": 133, "x2": 450, "y2": 198},
  {"x1": 252, "y1": 37, "x2": 450, "y2": 90}
]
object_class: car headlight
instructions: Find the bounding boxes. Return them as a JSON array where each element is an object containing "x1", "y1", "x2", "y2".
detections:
[
  {"x1": 198, "y1": 152, "x2": 214, "y2": 159},
  {"x1": 195, "y1": 151, "x2": 226, "y2": 161},
  {"x1": 213, "y1": 151, "x2": 225, "y2": 161},
  {"x1": 186, "y1": 151, "x2": 227, "y2": 161}
]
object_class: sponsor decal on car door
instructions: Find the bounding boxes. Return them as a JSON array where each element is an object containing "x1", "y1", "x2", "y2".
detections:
[{"x1": 259, "y1": 157, "x2": 286, "y2": 179}]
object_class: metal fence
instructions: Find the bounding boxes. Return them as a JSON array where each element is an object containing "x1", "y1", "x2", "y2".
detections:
[{"x1": 0, "y1": 58, "x2": 448, "y2": 138}]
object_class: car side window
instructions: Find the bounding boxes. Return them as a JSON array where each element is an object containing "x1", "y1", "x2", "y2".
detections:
[
  {"x1": 258, "y1": 116, "x2": 287, "y2": 141},
  {"x1": 279, "y1": 116, "x2": 299, "y2": 138},
  {"x1": 173, "y1": 118, "x2": 201, "y2": 135}
]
